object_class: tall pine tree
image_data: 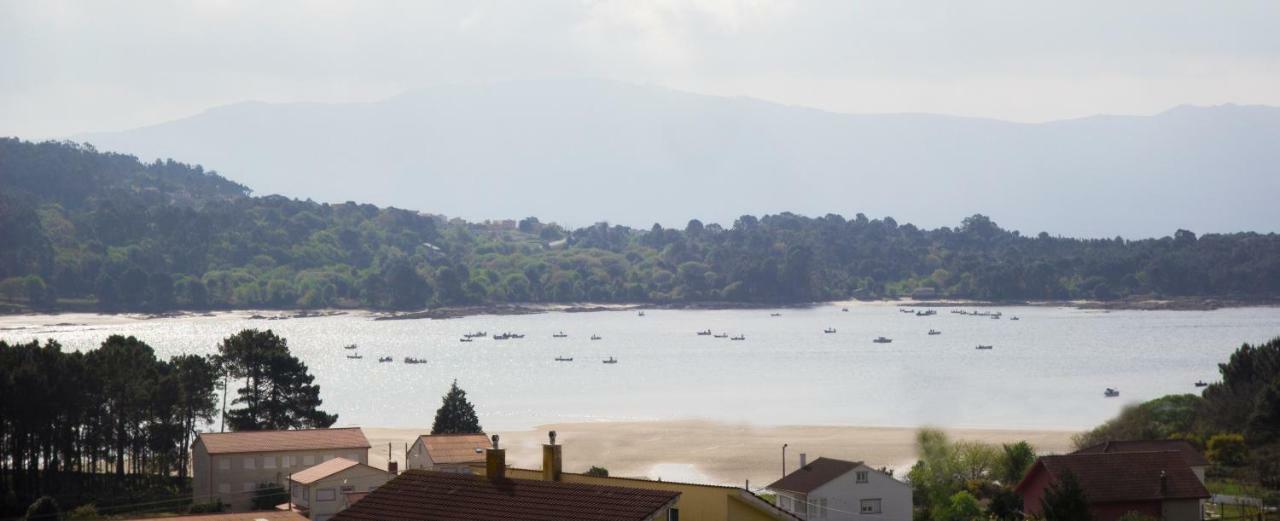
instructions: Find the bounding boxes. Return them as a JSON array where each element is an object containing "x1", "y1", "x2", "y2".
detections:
[
  {"x1": 216, "y1": 329, "x2": 336, "y2": 431},
  {"x1": 431, "y1": 380, "x2": 482, "y2": 434}
]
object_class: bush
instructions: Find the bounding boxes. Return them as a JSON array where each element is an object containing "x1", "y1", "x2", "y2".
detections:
[
  {"x1": 585, "y1": 466, "x2": 609, "y2": 477},
  {"x1": 66, "y1": 505, "x2": 98, "y2": 520},
  {"x1": 250, "y1": 483, "x2": 287, "y2": 511},
  {"x1": 187, "y1": 500, "x2": 224, "y2": 514},
  {"x1": 1207, "y1": 433, "x2": 1249, "y2": 467},
  {"x1": 24, "y1": 496, "x2": 61, "y2": 521}
]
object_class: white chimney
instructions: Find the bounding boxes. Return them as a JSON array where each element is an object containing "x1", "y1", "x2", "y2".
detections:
[{"x1": 800, "y1": 453, "x2": 807, "y2": 468}]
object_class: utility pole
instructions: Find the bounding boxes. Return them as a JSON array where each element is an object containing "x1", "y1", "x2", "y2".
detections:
[
  {"x1": 220, "y1": 368, "x2": 229, "y2": 432},
  {"x1": 782, "y1": 443, "x2": 788, "y2": 478}
]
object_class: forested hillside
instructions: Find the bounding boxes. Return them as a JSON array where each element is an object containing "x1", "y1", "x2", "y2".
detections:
[{"x1": 2, "y1": 138, "x2": 1279, "y2": 312}]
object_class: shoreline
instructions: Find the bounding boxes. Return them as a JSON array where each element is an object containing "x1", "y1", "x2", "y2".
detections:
[
  {"x1": 3, "y1": 296, "x2": 1275, "y2": 321},
  {"x1": 360, "y1": 420, "x2": 1078, "y2": 487}
]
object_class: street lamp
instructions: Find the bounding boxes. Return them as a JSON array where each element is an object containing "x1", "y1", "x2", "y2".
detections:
[{"x1": 782, "y1": 443, "x2": 789, "y2": 478}]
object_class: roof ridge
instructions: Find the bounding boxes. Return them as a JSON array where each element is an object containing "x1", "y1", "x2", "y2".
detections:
[{"x1": 202, "y1": 426, "x2": 364, "y2": 436}]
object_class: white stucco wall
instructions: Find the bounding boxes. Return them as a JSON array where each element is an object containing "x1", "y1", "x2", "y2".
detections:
[{"x1": 806, "y1": 465, "x2": 912, "y2": 521}]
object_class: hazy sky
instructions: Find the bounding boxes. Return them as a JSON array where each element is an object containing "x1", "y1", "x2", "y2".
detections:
[{"x1": 3, "y1": 0, "x2": 1279, "y2": 139}]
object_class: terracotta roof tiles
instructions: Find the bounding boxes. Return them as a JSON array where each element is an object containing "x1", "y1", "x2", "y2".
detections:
[
  {"x1": 1072, "y1": 439, "x2": 1210, "y2": 467},
  {"x1": 197, "y1": 428, "x2": 370, "y2": 455},
  {"x1": 416, "y1": 433, "x2": 491, "y2": 464},
  {"x1": 1016, "y1": 451, "x2": 1210, "y2": 502},
  {"x1": 331, "y1": 470, "x2": 679, "y2": 521},
  {"x1": 766, "y1": 457, "x2": 863, "y2": 494}
]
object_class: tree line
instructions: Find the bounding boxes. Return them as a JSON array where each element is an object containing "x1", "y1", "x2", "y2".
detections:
[
  {"x1": 3, "y1": 138, "x2": 1279, "y2": 314},
  {"x1": 0, "y1": 329, "x2": 336, "y2": 518}
]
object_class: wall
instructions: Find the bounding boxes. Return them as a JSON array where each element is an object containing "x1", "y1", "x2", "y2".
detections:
[
  {"x1": 808, "y1": 465, "x2": 911, "y2": 521},
  {"x1": 192, "y1": 441, "x2": 369, "y2": 512},
  {"x1": 291, "y1": 465, "x2": 389, "y2": 521},
  {"x1": 501, "y1": 468, "x2": 784, "y2": 521}
]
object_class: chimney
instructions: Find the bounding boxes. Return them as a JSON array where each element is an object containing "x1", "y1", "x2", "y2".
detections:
[
  {"x1": 388, "y1": 461, "x2": 398, "y2": 476},
  {"x1": 800, "y1": 453, "x2": 808, "y2": 468},
  {"x1": 1159, "y1": 470, "x2": 1168, "y2": 495},
  {"x1": 543, "y1": 430, "x2": 563, "y2": 482},
  {"x1": 486, "y1": 434, "x2": 506, "y2": 481}
]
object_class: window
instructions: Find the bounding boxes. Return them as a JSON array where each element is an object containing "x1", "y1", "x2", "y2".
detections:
[
  {"x1": 217, "y1": 483, "x2": 230, "y2": 494},
  {"x1": 861, "y1": 499, "x2": 882, "y2": 515},
  {"x1": 243, "y1": 457, "x2": 255, "y2": 470},
  {"x1": 218, "y1": 458, "x2": 230, "y2": 470},
  {"x1": 780, "y1": 496, "x2": 792, "y2": 512},
  {"x1": 668, "y1": 508, "x2": 680, "y2": 521},
  {"x1": 818, "y1": 498, "x2": 828, "y2": 518},
  {"x1": 263, "y1": 456, "x2": 276, "y2": 469},
  {"x1": 303, "y1": 487, "x2": 310, "y2": 501},
  {"x1": 322, "y1": 453, "x2": 334, "y2": 461},
  {"x1": 316, "y1": 488, "x2": 337, "y2": 502},
  {"x1": 856, "y1": 470, "x2": 869, "y2": 483},
  {"x1": 282, "y1": 455, "x2": 295, "y2": 468},
  {"x1": 796, "y1": 497, "x2": 808, "y2": 515},
  {"x1": 304, "y1": 455, "x2": 315, "y2": 466}
]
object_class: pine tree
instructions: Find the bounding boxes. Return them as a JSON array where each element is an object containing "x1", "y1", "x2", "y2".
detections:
[
  {"x1": 217, "y1": 329, "x2": 337, "y2": 431},
  {"x1": 431, "y1": 380, "x2": 482, "y2": 434},
  {"x1": 1040, "y1": 469, "x2": 1093, "y2": 521}
]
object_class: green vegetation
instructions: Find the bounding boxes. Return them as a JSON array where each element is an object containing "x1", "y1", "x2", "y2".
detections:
[
  {"x1": 585, "y1": 466, "x2": 609, "y2": 477},
  {"x1": 907, "y1": 428, "x2": 1036, "y2": 521},
  {"x1": 0, "y1": 329, "x2": 332, "y2": 517},
  {"x1": 1039, "y1": 470, "x2": 1092, "y2": 521},
  {"x1": 430, "y1": 380, "x2": 483, "y2": 435},
  {"x1": 3, "y1": 139, "x2": 1280, "y2": 313}
]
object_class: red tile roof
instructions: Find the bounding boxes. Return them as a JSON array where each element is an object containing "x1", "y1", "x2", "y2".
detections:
[
  {"x1": 416, "y1": 433, "x2": 491, "y2": 464},
  {"x1": 1073, "y1": 439, "x2": 1210, "y2": 466},
  {"x1": 197, "y1": 428, "x2": 370, "y2": 455},
  {"x1": 290, "y1": 457, "x2": 378, "y2": 485},
  {"x1": 331, "y1": 470, "x2": 679, "y2": 521},
  {"x1": 766, "y1": 457, "x2": 863, "y2": 494},
  {"x1": 119, "y1": 512, "x2": 306, "y2": 521},
  {"x1": 1016, "y1": 451, "x2": 1210, "y2": 502}
]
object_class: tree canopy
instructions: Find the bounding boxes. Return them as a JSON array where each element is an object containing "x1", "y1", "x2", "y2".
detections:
[
  {"x1": 430, "y1": 380, "x2": 483, "y2": 435},
  {"x1": 216, "y1": 329, "x2": 337, "y2": 431},
  {"x1": 2, "y1": 138, "x2": 1279, "y2": 314}
]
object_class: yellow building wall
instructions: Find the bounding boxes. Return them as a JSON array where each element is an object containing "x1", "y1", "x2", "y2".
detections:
[{"x1": 499, "y1": 468, "x2": 781, "y2": 521}]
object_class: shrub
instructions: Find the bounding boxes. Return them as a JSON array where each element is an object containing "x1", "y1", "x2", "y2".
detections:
[
  {"x1": 24, "y1": 496, "x2": 61, "y2": 521},
  {"x1": 585, "y1": 466, "x2": 609, "y2": 477},
  {"x1": 187, "y1": 500, "x2": 224, "y2": 514},
  {"x1": 66, "y1": 505, "x2": 98, "y2": 520},
  {"x1": 1207, "y1": 433, "x2": 1249, "y2": 467}
]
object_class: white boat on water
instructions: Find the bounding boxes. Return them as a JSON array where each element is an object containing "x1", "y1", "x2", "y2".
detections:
[
  {"x1": 873, "y1": 336, "x2": 892, "y2": 343},
  {"x1": 1105, "y1": 388, "x2": 1120, "y2": 397},
  {"x1": 603, "y1": 357, "x2": 618, "y2": 364}
]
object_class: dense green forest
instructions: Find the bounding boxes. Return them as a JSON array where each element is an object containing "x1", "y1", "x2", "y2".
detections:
[
  {"x1": 0, "y1": 329, "x2": 335, "y2": 517},
  {"x1": 2, "y1": 138, "x2": 1279, "y2": 313}
]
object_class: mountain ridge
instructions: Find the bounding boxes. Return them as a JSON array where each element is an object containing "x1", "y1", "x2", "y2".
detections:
[{"x1": 72, "y1": 78, "x2": 1280, "y2": 238}]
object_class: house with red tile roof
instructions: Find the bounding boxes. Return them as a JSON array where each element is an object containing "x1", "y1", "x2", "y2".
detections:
[
  {"x1": 192, "y1": 428, "x2": 372, "y2": 512},
  {"x1": 766, "y1": 456, "x2": 911, "y2": 521},
  {"x1": 405, "y1": 433, "x2": 490, "y2": 473},
  {"x1": 287, "y1": 457, "x2": 390, "y2": 521},
  {"x1": 1072, "y1": 439, "x2": 1210, "y2": 483},
  {"x1": 1015, "y1": 451, "x2": 1210, "y2": 521}
]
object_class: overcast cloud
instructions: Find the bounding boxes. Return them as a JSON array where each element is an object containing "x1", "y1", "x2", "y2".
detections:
[{"x1": 3, "y1": 0, "x2": 1279, "y2": 139}]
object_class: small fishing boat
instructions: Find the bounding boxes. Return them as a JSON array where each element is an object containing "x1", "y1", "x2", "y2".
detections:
[
  {"x1": 873, "y1": 337, "x2": 893, "y2": 344},
  {"x1": 928, "y1": 329, "x2": 941, "y2": 335},
  {"x1": 553, "y1": 332, "x2": 568, "y2": 338},
  {"x1": 346, "y1": 354, "x2": 363, "y2": 359},
  {"x1": 378, "y1": 356, "x2": 393, "y2": 363},
  {"x1": 770, "y1": 313, "x2": 782, "y2": 317},
  {"x1": 824, "y1": 328, "x2": 837, "y2": 334},
  {"x1": 916, "y1": 310, "x2": 937, "y2": 317},
  {"x1": 991, "y1": 315, "x2": 1001, "y2": 320},
  {"x1": 730, "y1": 335, "x2": 746, "y2": 341},
  {"x1": 1010, "y1": 316, "x2": 1020, "y2": 321},
  {"x1": 343, "y1": 344, "x2": 358, "y2": 350},
  {"x1": 841, "y1": 308, "x2": 849, "y2": 312},
  {"x1": 602, "y1": 357, "x2": 618, "y2": 364},
  {"x1": 638, "y1": 311, "x2": 646, "y2": 317},
  {"x1": 696, "y1": 329, "x2": 712, "y2": 336},
  {"x1": 459, "y1": 337, "x2": 473, "y2": 343},
  {"x1": 975, "y1": 345, "x2": 993, "y2": 350},
  {"x1": 554, "y1": 356, "x2": 574, "y2": 362},
  {"x1": 713, "y1": 333, "x2": 729, "y2": 338},
  {"x1": 1104, "y1": 388, "x2": 1120, "y2": 397},
  {"x1": 464, "y1": 332, "x2": 487, "y2": 338},
  {"x1": 1194, "y1": 381, "x2": 1208, "y2": 387},
  {"x1": 899, "y1": 309, "x2": 913, "y2": 314},
  {"x1": 590, "y1": 334, "x2": 602, "y2": 341}
]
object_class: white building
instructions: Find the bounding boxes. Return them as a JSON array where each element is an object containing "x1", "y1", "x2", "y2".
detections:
[
  {"x1": 288, "y1": 457, "x2": 390, "y2": 521},
  {"x1": 405, "y1": 433, "x2": 490, "y2": 473},
  {"x1": 766, "y1": 456, "x2": 912, "y2": 521}
]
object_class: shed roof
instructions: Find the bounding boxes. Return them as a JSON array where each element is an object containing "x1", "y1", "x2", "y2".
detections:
[
  {"x1": 331, "y1": 469, "x2": 679, "y2": 521},
  {"x1": 766, "y1": 457, "x2": 863, "y2": 494},
  {"x1": 1073, "y1": 439, "x2": 1210, "y2": 466},
  {"x1": 1016, "y1": 451, "x2": 1211, "y2": 503},
  {"x1": 290, "y1": 457, "x2": 382, "y2": 485},
  {"x1": 198, "y1": 428, "x2": 370, "y2": 455},
  {"x1": 414, "y1": 433, "x2": 491, "y2": 464}
]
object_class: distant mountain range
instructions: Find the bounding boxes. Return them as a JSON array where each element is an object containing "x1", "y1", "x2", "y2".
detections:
[{"x1": 73, "y1": 78, "x2": 1280, "y2": 238}]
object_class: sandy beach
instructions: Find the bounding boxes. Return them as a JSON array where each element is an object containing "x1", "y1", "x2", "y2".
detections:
[{"x1": 362, "y1": 420, "x2": 1077, "y2": 487}]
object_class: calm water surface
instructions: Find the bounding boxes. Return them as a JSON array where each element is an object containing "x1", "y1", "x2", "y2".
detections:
[{"x1": 3, "y1": 303, "x2": 1278, "y2": 431}]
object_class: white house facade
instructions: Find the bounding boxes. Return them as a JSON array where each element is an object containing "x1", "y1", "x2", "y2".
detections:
[{"x1": 767, "y1": 457, "x2": 911, "y2": 521}]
